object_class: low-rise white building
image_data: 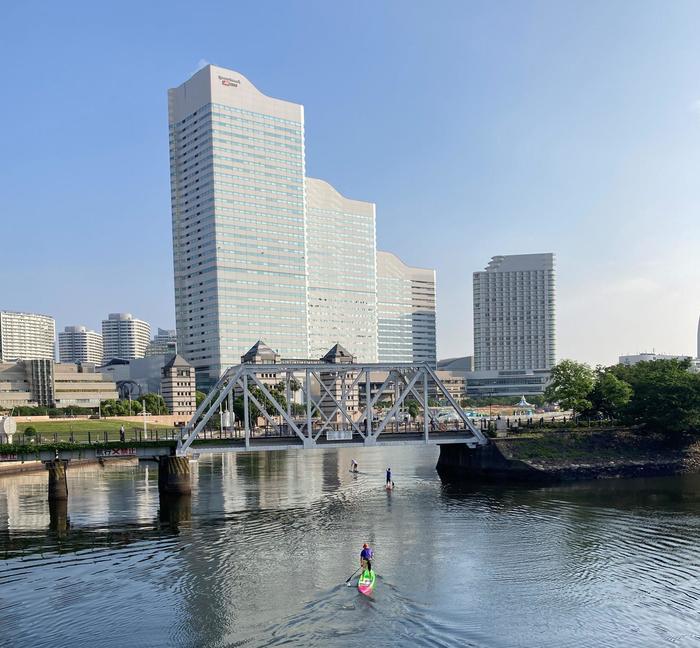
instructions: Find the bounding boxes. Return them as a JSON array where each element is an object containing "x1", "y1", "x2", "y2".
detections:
[
  {"x1": 618, "y1": 353, "x2": 691, "y2": 366},
  {"x1": 0, "y1": 360, "x2": 118, "y2": 409},
  {"x1": 465, "y1": 368, "x2": 551, "y2": 398}
]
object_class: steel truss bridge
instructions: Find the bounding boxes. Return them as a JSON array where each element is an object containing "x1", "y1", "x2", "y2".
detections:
[{"x1": 176, "y1": 362, "x2": 488, "y2": 456}]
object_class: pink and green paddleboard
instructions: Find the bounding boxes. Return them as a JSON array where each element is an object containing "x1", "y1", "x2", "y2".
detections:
[{"x1": 358, "y1": 569, "x2": 376, "y2": 596}]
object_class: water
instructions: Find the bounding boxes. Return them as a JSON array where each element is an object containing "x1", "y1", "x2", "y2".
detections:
[{"x1": 1, "y1": 447, "x2": 700, "y2": 647}]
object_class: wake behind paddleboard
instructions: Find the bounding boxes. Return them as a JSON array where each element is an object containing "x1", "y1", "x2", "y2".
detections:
[{"x1": 358, "y1": 569, "x2": 376, "y2": 596}]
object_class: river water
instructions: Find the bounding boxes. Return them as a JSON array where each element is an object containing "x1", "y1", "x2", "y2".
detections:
[{"x1": 1, "y1": 446, "x2": 699, "y2": 647}]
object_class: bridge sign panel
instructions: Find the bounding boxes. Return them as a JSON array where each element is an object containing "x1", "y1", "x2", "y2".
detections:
[
  {"x1": 326, "y1": 430, "x2": 353, "y2": 441},
  {"x1": 96, "y1": 448, "x2": 137, "y2": 457}
]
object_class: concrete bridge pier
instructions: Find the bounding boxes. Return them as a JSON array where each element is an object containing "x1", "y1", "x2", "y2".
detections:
[
  {"x1": 158, "y1": 456, "x2": 191, "y2": 495},
  {"x1": 46, "y1": 460, "x2": 68, "y2": 501}
]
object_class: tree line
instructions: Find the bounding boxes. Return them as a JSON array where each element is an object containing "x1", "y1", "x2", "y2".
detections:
[{"x1": 544, "y1": 358, "x2": 700, "y2": 434}]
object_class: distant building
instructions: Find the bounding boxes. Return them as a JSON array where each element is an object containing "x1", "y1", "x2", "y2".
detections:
[
  {"x1": 160, "y1": 354, "x2": 196, "y2": 417},
  {"x1": 465, "y1": 368, "x2": 551, "y2": 398},
  {"x1": 0, "y1": 363, "x2": 33, "y2": 408},
  {"x1": 168, "y1": 64, "x2": 438, "y2": 390},
  {"x1": 98, "y1": 355, "x2": 174, "y2": 397},
  {"x1": 317, "y1": 344, "x2": 359, "y2": 423},
  {"x1": 377, "y1": 251, "x2": 436, "y2": 367},
  {"x1": 618, "y1": 353, "x2": 692, "y2": 366},
  {"x1": 0, "y1": 360, "x2": 118, "y2": 409},
  {"x1": 473, "y1": 253, "x2": 555, "y2": 372},
  {"x1": 169, "y1": 65, "x2": 309, "y2": 389},
  {"x1": 434, "y1": 371, "x2": 467, "y2": 401},
  {"x1": 59, "y1": 325, "x2": 103, "y2": 364},
  {"x1": 437, "y1": 356, "x2": 474, "y2": 372},
  {"x1": 433, "y1": 358, "x2": 474, "y2": 401},
  {"x1": 0, "y1": 311, "x2": 55, "y2": 362},
  {"x1": 145, "y1": 328, "x2": 177, "y2": 357},
  {"x1": 241, "y1": 340, "x2": 280, "y2": 365},
  {"x1": 306, "y1": 178, "x2": 378, "y2": 362},
  {"x1": 101, "y1": 313, "x2": 151, "y2": 362}
]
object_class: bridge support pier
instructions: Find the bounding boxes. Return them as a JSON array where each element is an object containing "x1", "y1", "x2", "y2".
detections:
[
  {"x1": 47, "y1": 460, "x2": 68, "y2": 501},
  {"x1": 158, "y1": 456, "x2": 191, "y2": 495}
]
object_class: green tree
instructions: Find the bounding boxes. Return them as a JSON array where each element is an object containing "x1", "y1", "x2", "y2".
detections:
[
  {"x1": 141, "y1": 393, "x2": 168, "y2": 415},
  {"x1": 588, "y1": 369, "x2": 632, "y2": 419},
  {"x1": 544, "y1": 359, "x2": 595, "y2": 417},
  {"x1": 405, "y1": 399, "x2": 420, "y2": 419},
  {"x1": 610, "y1": 359, "x2": 700, "y2": 434},
  {"x1": 291, "y1": 402, "x2": 306, "y2": 416}
]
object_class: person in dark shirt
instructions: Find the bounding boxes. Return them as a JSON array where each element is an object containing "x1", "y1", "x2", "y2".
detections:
[
  {"x1": 386, "y1": 467, "x2": 392, "y2": 486},
  {"x1": 360, "y1": 543, "x2": 373, "y2": 572}
]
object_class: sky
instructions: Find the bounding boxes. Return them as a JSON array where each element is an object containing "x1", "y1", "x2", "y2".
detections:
[{"x1": 1, "y1": 0, "x2": 700, "y2": 366}]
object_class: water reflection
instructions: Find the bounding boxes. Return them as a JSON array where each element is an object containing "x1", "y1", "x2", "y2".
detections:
[{"x1": 1, "y1": 448, "x2": 700, "y2": 647}]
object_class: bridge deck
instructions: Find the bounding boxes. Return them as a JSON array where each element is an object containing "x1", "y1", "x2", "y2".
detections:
[{"x1": 3, "y1": 428, "x2": 481, "y2": 463}]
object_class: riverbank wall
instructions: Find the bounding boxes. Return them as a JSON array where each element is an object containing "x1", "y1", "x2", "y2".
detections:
[
  {"x1": 437, "y1": 429, "x2": 700, "y2": 482},
  {"x1": 0, "y1": 456, "x2": 138, "y2": 477}
]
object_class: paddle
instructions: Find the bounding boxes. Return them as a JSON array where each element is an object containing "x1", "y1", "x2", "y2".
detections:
[{"x1": 345, "y1": 566, "x2": 361, "y2": 585}]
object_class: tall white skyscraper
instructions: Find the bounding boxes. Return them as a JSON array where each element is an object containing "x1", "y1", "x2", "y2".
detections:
[
  {"x1": 473, "y1": 253, "x2": 555, "y2": 371},
  {"x1": 101, "y1": 313, "x2": 151, "y2": 362},
  {"x1": 377, "y1": 251, "x2": 437, "y2": 367},
  {"x1": 169, "y1": 65, "x2": 438, "y2": 388},
  {"x1": 169, "y1": 65, "x2": 308, "y2": 388},
  {"x1": 58, "y1": 325, "x2": 103, "y2": 364},
  {"x1": 306, "y1": 178, "x2": 378, "y2": 361},
  {"x1": 0, "y1": 311, "x2": 55, "y2": 362}
]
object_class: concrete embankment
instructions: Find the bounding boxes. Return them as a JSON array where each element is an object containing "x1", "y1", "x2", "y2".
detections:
[
  {"x1": 437, "y1": 429, "x2": 700, "y2": 482},
  {"x1": 0, "y1": 456, "x2": 138, "y2": 476}
]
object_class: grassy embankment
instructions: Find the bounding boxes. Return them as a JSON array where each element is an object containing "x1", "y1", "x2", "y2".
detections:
[
  {"x1": 496, "y1": 428, "x2": 699, "y2": 468},
  {"x1": 14, "y1": 419, "x2": 172, "y2": 444}
]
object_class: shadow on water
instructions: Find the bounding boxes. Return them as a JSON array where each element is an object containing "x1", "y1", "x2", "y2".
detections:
[{"x1": 439, "y1": 472, "x2": 700, "y2": 514}]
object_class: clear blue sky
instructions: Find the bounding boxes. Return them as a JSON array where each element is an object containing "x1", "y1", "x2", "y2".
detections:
[{"x1": 2, "y1": 0, "x2": 700, "y2": 365}]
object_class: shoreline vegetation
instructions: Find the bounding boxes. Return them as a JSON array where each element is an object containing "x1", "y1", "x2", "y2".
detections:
[{"x1": 448, "y1": 356, "x2": 700, "y2": 483}]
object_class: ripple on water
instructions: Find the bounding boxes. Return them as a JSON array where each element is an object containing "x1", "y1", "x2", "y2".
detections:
[{"x1": 3, "y1": 451, "x2": 700, "y2": 647}]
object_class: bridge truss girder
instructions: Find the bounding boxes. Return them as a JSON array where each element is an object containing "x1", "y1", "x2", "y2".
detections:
[{"x1": 176, "y1": 362, "x2": 488, "y2": 456}]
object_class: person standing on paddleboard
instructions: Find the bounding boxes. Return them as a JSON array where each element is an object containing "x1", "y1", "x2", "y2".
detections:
[
  {"x1": 350, "y1": 459, "x2": 358, "y2": 473},
  {"x1": 360, "y1": 543, "x2": 373, "y2": 572},
  {"x1": 386, "y1": 467, "x2": 392, "y2": 487}
]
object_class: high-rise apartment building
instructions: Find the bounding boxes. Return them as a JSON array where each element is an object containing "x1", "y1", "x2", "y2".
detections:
[
  {"x1": 169, "y1": 65, "x2": 308, "y2": 388},
  {"x1": 58, "y1": 325, "x2": 103, "y2": 364},
  {"x1": 306, "y1": 178, "x2": 378, "y2": 361},
  {"x1": 377, "y1": 251, "x2": 437, "y2": 367},
  {"x1": 145, "y1": 328, "x2": 177, "y2": 357},
  {"x1": 0, "y1": 311, "x2": 55, "y2": 362},
  {"x1": 473, "y1": 253, "x2": 555, "y2": 371},
  {"x1": 101, "y1": 313, "x2": 151, "y2": 362}
]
